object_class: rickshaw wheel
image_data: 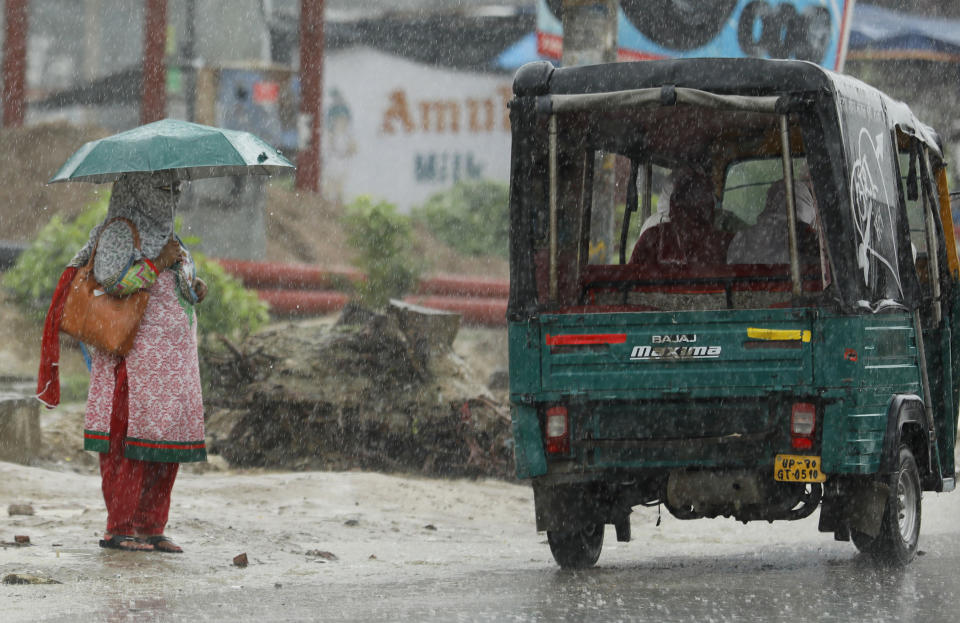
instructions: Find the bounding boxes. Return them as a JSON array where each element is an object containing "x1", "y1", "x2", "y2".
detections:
[
  {"x1": 851, "y1": 445, "x2": 921, "y2": 564},
  {"x1": 850, "y1": 527, "x2": 880, "y2": 554},
  {"x1": 547, "y1": 523, "x2": 604, "y2": 569}
]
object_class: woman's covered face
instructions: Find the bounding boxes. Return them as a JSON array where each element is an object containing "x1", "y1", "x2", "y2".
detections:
[
  {"x1": 108, "y1": 172, "x2": 181, "y2": 235},
  {"x1": 154, "y1": 179, "x2": 182, "y2": 198},
  {"x1": 114, "y1": 172, "x2": 181, "y2": 212},
  {"x1": 140, "y1": 171, "x2": 181, "y2": 203},
  {"x1": 105, "y1": 172, "x2": 182, "y2": 257}
]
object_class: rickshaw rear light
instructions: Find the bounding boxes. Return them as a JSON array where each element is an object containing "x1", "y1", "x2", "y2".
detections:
[
  {"x1": 791, "y1": 402, "x2": 816, "y2": 450},
  {"x1": 545, "y1": 406, "x2": 570, "y2": 454},
  {"x1": 791, "y1": 403, "x2": 816, "y2": 435}
]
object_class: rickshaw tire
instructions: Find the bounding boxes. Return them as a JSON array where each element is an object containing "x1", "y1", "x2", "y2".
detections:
[
  {"x1": 547, "y1": 522, "x2": 604, "y2": 569},
  {"x1": 852, "y1": 446, "x2": 921, "y2": 564},
  {"x1": 850, "y1": 527, "x2": 880, "y2": 554}
]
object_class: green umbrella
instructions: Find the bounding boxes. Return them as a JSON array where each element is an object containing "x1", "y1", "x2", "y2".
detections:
[{"x1": 49, "y1": 118, "x2": 295, "y2": 183}]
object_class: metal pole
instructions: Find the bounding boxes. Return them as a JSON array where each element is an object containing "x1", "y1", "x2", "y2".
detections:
[
  {"x1": 576, "y1": 150, "x2": 595, "y2": 290},
  {"x1": 641, "y1": 161, "x2": 652, "y2": 222},
  {"x1": 2, "y1": 0, "x2": 28, "y2": 128},
  {"x1": 780, "y1": 115, "x2": 801, "y2": 297},
  {"x1": 561, "y1": 0, "x2": 617, "y2": 66},
  {"x1": 82, "y1": 0, "x2": 103, "y2": 83},
  {"x1": 549, "y1": 114, "x2": 559, "y2": 302},
  {"x1": 296, "y1": 0, "x2": 324, "y2": 193},
  {"x1": 141, "y1": 0, "x2": 167, "y2": 124},
  {"x1": 562, "y1": 0, "x2": 617, "y2": 263},
  {"x1": 619, "y1": 164, "x2": 638, "y2": 265},
  {"x1": 922, "y1": 150, "x2": 942, "y2": 325},
  {"x1": 912, "y1": 309, "x2": 939, "y2": 478},
  {"x1": 183, "y1": 0, "x2": 196, "y2": 122}
]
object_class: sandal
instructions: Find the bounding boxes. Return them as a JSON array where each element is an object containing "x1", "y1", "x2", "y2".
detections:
[
  {"x1": 99, "y1": 534, "x2": 154, "y2": 552},
  {"x1": 143, "y1": 535, "x2": 183, "y2": 553}
]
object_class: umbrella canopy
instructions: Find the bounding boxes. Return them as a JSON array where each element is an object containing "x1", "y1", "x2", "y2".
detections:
[{"x1": 50, "y1": 118, "x2": 295, "y2": 183}]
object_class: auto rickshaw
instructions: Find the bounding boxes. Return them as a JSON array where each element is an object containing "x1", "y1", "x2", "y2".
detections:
[{"x1": 506, "y1": 58, "x2": 959, "y2": 568}]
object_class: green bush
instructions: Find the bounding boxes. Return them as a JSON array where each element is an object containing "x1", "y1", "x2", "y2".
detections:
[
  {"x1": 2, "y1": 196, "x2": 268, "y2": 340},
  {"x1": 191, "y1": 252, "x2": 269, "y2": 340},
  {"x1": 411, "y1": 180, "x2": 510, "y2": 259},
  {"x1": 342, "y1": 196, "x2": 420, "y2": 309},
  {"x1": 3, "y1": 194, "x2": 110, "y2": 321}
]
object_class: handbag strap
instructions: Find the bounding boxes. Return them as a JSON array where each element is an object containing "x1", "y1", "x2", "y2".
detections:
[{"x1": 88, "y1": 217, "x2": 144, "y2": 265}]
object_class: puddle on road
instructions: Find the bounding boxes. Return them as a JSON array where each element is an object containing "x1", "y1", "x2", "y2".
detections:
[
  {"x1": 47, "y1": 547, "x2": 99, "y2": 563},
  {"x1": 92, "y1": 596, "x2": 170, "y2": 622},
  {"x1": 34, "y1": 508, "x2": 87, "y2": 520}
]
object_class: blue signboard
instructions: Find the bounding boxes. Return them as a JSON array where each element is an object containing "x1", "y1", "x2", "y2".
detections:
[
  {"x1": 537, "y1": 0, "x2": 855, "y2": 72},
  {"x1": 216, "y1": 69, "x2": 300, "y2": 154}
]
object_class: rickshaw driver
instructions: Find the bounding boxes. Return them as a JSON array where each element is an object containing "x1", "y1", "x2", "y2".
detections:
[{"x1": 630, "y1": 167, "x2": 732, "y2": 266}]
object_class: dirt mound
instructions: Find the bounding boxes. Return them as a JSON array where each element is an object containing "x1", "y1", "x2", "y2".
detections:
[
  {"x1": 1, "y1": 122, "x2": 508, "y2": 278},
  {"x1": 202, "y1": 302, "x2": 513, "y2": 478},
  {"x1": 261, "y1": 182, "x2": 508, "y2": 277},
  {"x1": 0, "y1": 123, "x2": 109, "y2": 242},
  {"x1": 261, "y1": 182, "x2": 353, "y2": 265}
]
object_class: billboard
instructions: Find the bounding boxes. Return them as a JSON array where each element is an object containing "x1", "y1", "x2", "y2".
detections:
[
  {"x1": 217, "y1": 68, "x2": 300, "y2": 154},
  {"x1": 320, "y1": 49, "x2": 512, "y2": 212},
  {"x1": 537, "y1": 0, "x2": 855, "y2": 72},
  {"x1": 211, "y1": 50, "x2": 513, "y2": 213}
]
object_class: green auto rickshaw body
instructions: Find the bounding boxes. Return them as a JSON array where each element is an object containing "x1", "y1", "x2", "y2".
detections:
[{"x1": 507, "y1": 58, "x2": 959, "y2": 565}]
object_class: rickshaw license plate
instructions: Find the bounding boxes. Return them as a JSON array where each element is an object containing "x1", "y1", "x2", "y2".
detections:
[{"x1": 774, "y1": 455, "x2": 826, "y2": 483}]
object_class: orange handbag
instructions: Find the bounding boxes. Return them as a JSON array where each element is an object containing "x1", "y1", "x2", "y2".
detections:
[{"x1": 60, "y1": 218, "x2": 151, "y2": 356}]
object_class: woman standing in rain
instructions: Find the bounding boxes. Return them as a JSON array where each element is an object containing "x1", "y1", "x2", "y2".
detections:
[{"x1": 38, "y1": 172, "x2": 208, "y2": 553}]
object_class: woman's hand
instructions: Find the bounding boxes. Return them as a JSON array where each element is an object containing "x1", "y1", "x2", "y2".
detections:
[
  {"x1": 193, "y1": 278, "x2": 208, "y2": 303},
  {"x1": 153, "y1": 236, "x2": 182, "y2": 271}
]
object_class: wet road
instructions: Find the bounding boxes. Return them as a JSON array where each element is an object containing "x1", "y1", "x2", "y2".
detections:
[
  {"x1": 117, "y1": 544, "x2": 958, "y2": 623},
  {"x1": 327, "y1": 544, "x2": 959, "y2": 622},
  {"x1": 34, "y1": 530, "x2": 959, "y2": 622},
  {"x1": 154, "y1": 541, "x2": 960, "y2": 621},
  {"x1": 4, "y1": 461, "x2": 960, "y2": 622}
]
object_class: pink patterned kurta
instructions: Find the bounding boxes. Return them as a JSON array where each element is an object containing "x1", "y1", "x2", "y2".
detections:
[{"x1": 83, "y1": 271, "x2": 206, "y2": 462}]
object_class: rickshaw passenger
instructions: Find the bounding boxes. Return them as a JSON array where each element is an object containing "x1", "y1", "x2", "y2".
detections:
[
  {"x1": 630, "y1": 168, "x2": 731, "y2": 267},
  {"x1": 636, "y1": 171, "x2": 675, "y2": 237},
  {"x1": 726, "y1": 179, "x2": 819, "y2": 265}
]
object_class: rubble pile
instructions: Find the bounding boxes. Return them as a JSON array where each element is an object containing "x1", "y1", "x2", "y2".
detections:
[{"x1": 202, "y1": 302, "x2": 513, "y2": 478}]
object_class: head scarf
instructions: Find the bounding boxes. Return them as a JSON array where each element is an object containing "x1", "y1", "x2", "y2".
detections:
[
  {"x1": 757, "y1": 178, "x2": 817, "y2": 227},
  {"x1": 726, "y1": 179, "x2": 819, "y2": 264},
  {"x1": 104, "y1": 172, "x2": 179, "y2": 257},
  {"x1": 72, "y1": 172, "x2": 180, "y2": 265},
  {"x1": 670, "y1": 169, "x2": 716, "y2": 226}
]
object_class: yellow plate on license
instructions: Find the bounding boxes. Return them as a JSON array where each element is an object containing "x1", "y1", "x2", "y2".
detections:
[{"x1": 774, "y1": 454, "x2": 826, "y2": 483}]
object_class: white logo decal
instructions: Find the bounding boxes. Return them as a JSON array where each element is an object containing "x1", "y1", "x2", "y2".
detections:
[
  {"x1": 630, "y1": 345, "x2": 721, "y2": 360},
  {"x1": 850, "y1": 126, "x2": 902, "y2": 296},
  {"x1": 651, "y1": 334, "x2": 697, "y2": 344}
]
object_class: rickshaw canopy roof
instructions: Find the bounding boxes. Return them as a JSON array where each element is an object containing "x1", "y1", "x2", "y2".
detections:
[
  {"x1": 508, "y1": 57, "x2": 953, "y2": 316},
  {"x1": 514, "y1": 58, "x2": 942, "y2": 160}
]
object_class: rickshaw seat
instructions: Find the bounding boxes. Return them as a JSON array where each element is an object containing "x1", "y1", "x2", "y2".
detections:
[{"x1": 577, "y1": 263, "x2": 825, "y2": 310}]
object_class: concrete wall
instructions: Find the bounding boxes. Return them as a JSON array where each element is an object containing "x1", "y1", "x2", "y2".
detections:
[
  {"x1": 178, "y1": 175, "x2": 267, "y2": 260},
  {"x1": 0, "y1": 386, "x2": 41, "y2": 465}
]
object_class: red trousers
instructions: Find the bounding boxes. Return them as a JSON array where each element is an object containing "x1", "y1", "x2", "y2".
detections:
[{"x1": 99, "y1": 361, "x2": 179, "y2": 536}]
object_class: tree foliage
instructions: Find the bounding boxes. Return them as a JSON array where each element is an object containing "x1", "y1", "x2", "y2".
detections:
[
  {"x1": 3, "y1": 194, "x2": 110, "y2": 320},
  {"x1": 412, "y1": 180, "x2": 510, "y2": 259},
  {"x1": 190, "y1": 251, "x2": 269, "y2": 341},
  {"x1": 2, "y1": 194, "x2": 268, "y2": 340},
  {"x1": 342, "y1": 196, "x2": 420, "y2": 309}
]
